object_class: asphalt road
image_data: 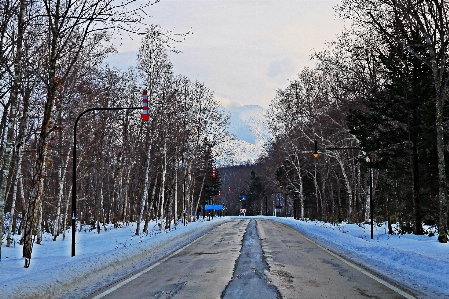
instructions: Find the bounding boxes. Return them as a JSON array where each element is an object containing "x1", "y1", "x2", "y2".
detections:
[{"x1": 87, "y1": 218, "x2": 413, "y2": 299}]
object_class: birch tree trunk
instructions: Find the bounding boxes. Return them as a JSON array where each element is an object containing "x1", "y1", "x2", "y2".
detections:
[
  {"x1": 189, "y1": 175, "x2": 195, "y2": 222},
  {"x1": 17, "y1": 169, "x2": 25, "y2": 237},
  {"x1": 158, "y1": 138, "x2": 167, "y2": 231},
  {"x1": 194, "y1": 176, "x2": 206, "y2": 221},
  {"x1": 144, "y1": 176, "x2": 158, "y2": 234},
  {"x1": 121, "y1": 168, "x2": 131, "y2": 225},
  {"x1": 165, "y1": 191, "x2": 173, "y2": 231},
  {"x1": 6, "y1": 154, "x2": 20, "y2": 247},
  {"x1": 23, "y1": 159, "x2": 48, "y2": 267},
  {"x1": 53, "y1": 150, "x2": 70, "y2": 240},
  {"x1": 6, "y1": 90, "x2": 30, "y2": 246},
  {"x1": 36, "y1": 183, "x2": 44, "y2": 244},
  {"x1": 291, "y1": 153, "x2": 305, "y2": 220},
  {"x1": 55, "y1": 167, "x2": 63, "y2": 239},
  {"x1": 334, "y1": 156, "x2": 353, "y2": 222},
  {"x1": 96, "y1": 182, "x2": 104, "y2": 234},
  {"x1": 22, "y1": 0, "x2": 62, "y2": 265},
  {"x1": 62, "y1": 185, "x2": 72, "y2": 241},
  {"x1": 136, "y1": 142, "x2": 152, "y2": 235},
  {"x1": 173, "y1": 155, "x2": 178, "y2": 227},
  {"x1": 0, "y1": 0, "x2": 26, "y2": 252}
]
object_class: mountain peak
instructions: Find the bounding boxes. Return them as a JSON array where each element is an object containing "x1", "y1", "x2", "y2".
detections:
[{"x1": 218, "y1": 105, "x2": 272, "y2": 165}]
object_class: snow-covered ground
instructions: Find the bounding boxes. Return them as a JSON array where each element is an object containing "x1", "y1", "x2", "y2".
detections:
[
  {"x1": 0, "y1": 217, "x2": 447, "y2": 298},
  {"x1": 0, "y1": 218, "x2": 229, "y2": 299},
  {"x1": 273, "y1": 218, "x2": 448, "y2": 299}
]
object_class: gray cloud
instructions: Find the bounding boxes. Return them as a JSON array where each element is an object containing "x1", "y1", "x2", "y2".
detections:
[
  {"x1": 266, "y1": 58, "x2": 297, "y2": 78},
  {"x1": 108, "y1": 0, "x2": 344, "y2": 109}
]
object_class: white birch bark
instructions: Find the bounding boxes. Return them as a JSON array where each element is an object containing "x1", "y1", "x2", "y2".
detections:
[
  {"x1": 158, "y1": 138, "x2": 167, "y2": 231},
  {"x1": 194, "y1": 176, "x2": 206, "y2": 221},
  {"x1": 173, "y1": 152, "x2": 178, "y2": 226},
  {"x1": 53, "y1": 150, "x2": 70, "y2": 240},
  {"x1": 291, "y1": 153, "x2": 305, "y2": 219},
  {"x1": 121, "y1": 168, "x2": 131, "y2": 225},
  {"x1": 0, "y1": 0, "x2": 26, "y2": 249},
  {"x1": 136, "y1": 142, "x2": 152, "y2": 235},
  {"x1": 6, "y1": 155, "x2": 20, "y2": 247},
  {"x1": 62, "y1": 165, "x2": 74, "y2": 241},
  {"x1": 188, "y1": 173, "x2": 195, "y2": 221},
  {"x1": 144, "y1": 176, "x2": 158, "y2": 234},
  {"x1": 6, "y1": 114, "x2": 29, "y2": 246},
  {"x1": 55, "y1": 167, "x2": 63, "y2": 239},
  {"x1": 335, "y1": 155, "x2": 353, "y2": 221},
  {"x1": 96, "y1": 183, "x2": 104, "y2": 234}
]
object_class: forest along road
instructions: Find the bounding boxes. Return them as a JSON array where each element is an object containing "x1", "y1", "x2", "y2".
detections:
[{"x1": 87, "y1": 218, "x2": 414, "y2": 299}]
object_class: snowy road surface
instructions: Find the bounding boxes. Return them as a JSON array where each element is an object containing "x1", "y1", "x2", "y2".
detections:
[{"x1": 86, "y1": 219, "x2": 413, "y2": 299}]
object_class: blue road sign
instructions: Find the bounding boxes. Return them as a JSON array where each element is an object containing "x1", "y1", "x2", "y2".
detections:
[{"x1": 205, "y1": 204, "x2": 223, "y2": 211}]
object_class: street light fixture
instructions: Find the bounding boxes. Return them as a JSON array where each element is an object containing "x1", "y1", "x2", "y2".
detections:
[
  {"x1": 323, "y1": 141, "x2": 375, "y2": 240},
  {"x1": 71, "y1": 91, "x2": 149, "y2": 257},
  {"x1": 313, "y1": 139, "x2": 319, "y2": 158}
]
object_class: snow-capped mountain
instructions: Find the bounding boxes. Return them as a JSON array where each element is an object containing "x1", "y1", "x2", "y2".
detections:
[{"x1": 217, "y1": 105, "x2": 272, "y2": 165}]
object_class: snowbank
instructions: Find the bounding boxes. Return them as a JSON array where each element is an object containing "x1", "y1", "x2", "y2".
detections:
[
  {"x1": 0, "y1": 218, "x2": 228, "y2": 299},
  {"x1": 1, "y1": 216, "x2": 448, "y2": 298},
  {"x1": 270, "y1": 217, "x2": 449, "y2": 298}
]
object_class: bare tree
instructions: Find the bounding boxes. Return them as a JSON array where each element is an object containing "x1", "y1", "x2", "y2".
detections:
[{"x1": 16, "y1": 0, "x2": 163, "y2": 268}]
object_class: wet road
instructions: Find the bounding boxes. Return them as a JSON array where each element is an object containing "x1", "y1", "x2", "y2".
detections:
[{"x1": 88, "y1": 218, "x2": 413, "y2": 299}]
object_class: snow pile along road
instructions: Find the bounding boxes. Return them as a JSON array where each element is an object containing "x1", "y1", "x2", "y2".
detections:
[
  {"x1": 0, "y1": 218, "x2": 228, "y2": 299},
  {"x1": 270, "y1": 217, "x2": 449, "y2": 298},
  {"x1": 1, "y1": 216, "x2": 448, "y2": 298}
]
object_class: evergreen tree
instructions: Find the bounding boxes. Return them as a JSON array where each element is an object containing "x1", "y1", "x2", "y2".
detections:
[
  {"x1": 347, "y1": 34, "x2": 437, "y2": 234},
  {"x1": 200, "y1": 142, "x2": 222, "y2": 215},
  {"x1": 247, "y1": 170, "x2": 264, "y2": 215}
]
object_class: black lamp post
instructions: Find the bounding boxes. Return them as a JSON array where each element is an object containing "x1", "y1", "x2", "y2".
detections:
[{"x1": 72, "y1": 104, "x2": 145, "y2": 257}]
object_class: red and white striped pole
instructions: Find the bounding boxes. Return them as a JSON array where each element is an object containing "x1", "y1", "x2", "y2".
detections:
[{"x1": 141, "y1": 90, "x2": 149, "y2": 122}]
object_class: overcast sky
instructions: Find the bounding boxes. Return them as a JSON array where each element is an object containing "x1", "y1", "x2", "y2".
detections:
[{"x1": 107, "y1": 0, "x2": 345, "y2": 109}]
